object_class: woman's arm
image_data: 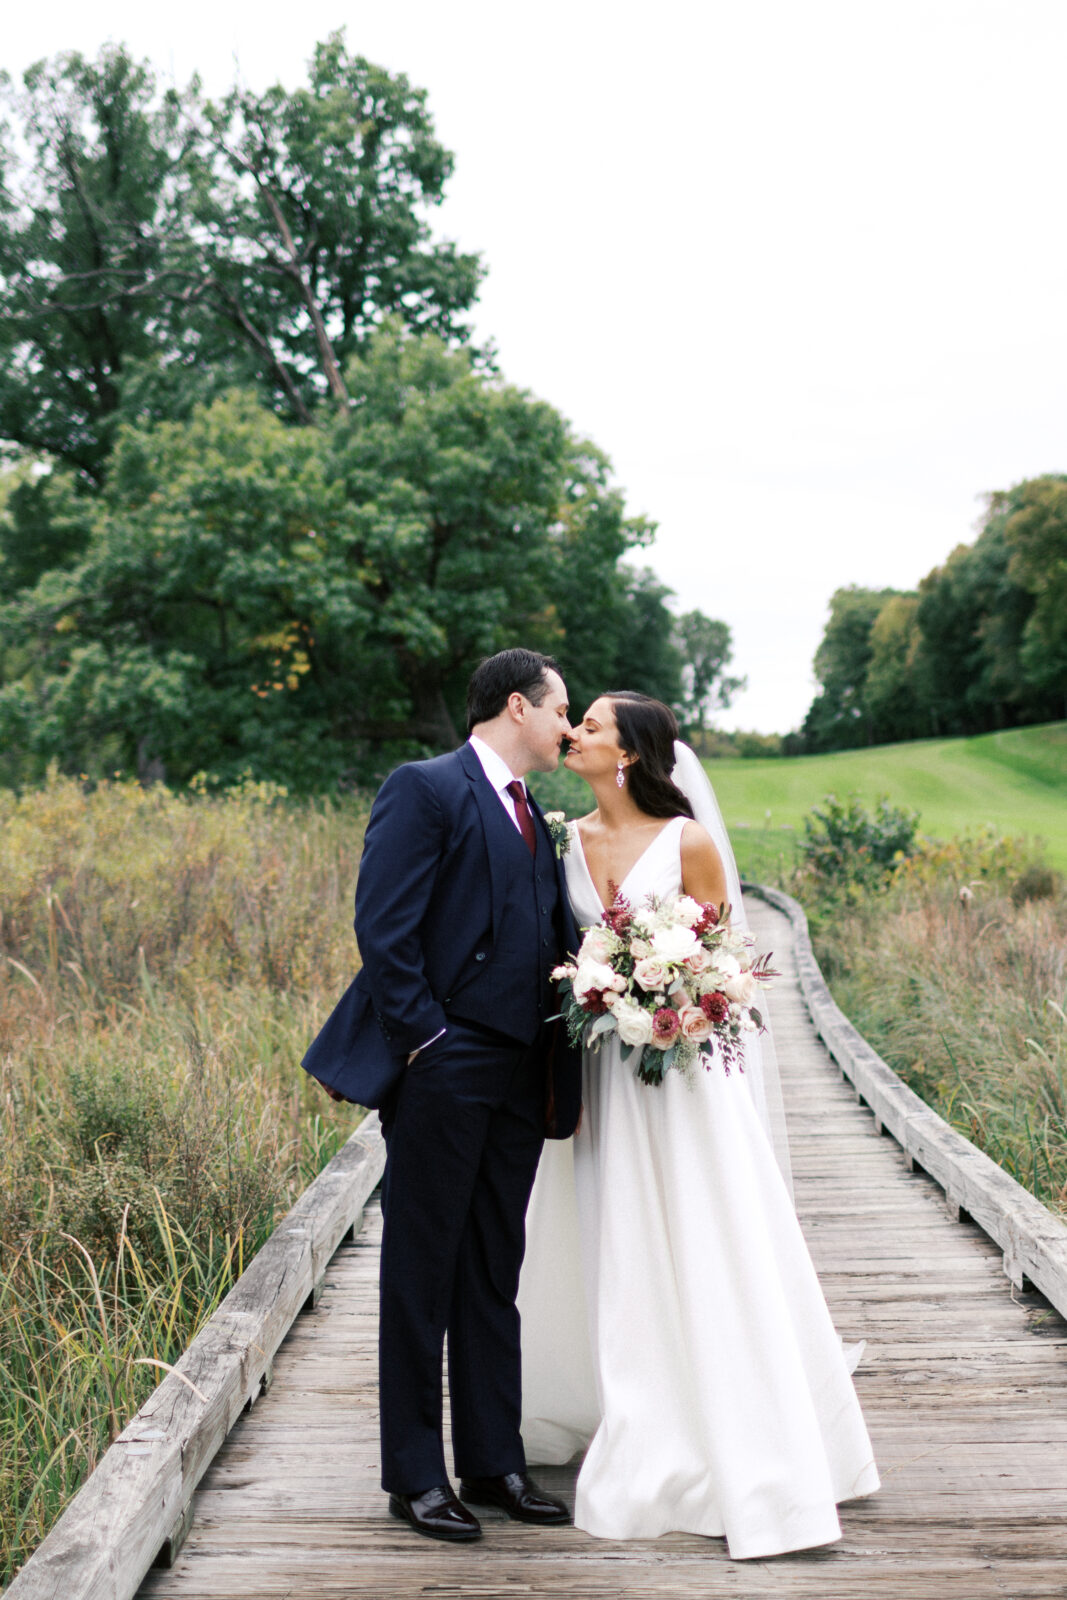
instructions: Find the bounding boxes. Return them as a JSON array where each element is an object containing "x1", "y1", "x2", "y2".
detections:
[{"x1": 680, "y1": 819, "x2": 730, "y2": 910}]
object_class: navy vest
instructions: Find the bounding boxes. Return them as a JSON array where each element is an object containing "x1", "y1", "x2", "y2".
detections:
[{"x1": 443, "y1": 789, "x2": 563, "y2": 1045}]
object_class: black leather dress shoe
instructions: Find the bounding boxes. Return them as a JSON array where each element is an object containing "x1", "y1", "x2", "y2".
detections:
[
  {"x1": 388, "y1": 1484, "x2": 482, "y2": 1541},
  {"x1": 459, "y1": 1471, "x2": 571, "y2": 1525}
]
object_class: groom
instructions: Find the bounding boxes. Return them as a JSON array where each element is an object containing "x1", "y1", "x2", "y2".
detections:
[{"x1": 303, "y1": 648, "x2": 581, "y2": 1541}]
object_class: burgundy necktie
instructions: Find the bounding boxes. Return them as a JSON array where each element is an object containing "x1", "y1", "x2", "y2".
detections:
[{"x1": 505, "y1": 780, "x2": 537, "y2": 856}]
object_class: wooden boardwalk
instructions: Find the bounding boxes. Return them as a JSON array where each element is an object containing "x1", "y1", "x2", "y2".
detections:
[{"x1": 138, "y1": 899, "x2": 1067, "y2": 1600}]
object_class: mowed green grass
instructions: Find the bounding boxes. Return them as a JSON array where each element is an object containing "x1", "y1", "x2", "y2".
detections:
[{"x1": 709, "y1": 722, "x2": 1067, "y2": 871}]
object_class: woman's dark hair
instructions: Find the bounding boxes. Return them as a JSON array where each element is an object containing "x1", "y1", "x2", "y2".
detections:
[
  {"x1": 607, "y1": 691, "x2": 694, "y2": 820},
  {"x1": 466, "y1": 648, "x2": 563, "y2": 733}
]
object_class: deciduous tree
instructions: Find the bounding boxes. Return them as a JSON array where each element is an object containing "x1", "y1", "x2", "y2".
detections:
[
  {"x1": 1002, "y1": 475, "x2": 1067, "y2": 715},
  {"x1": 675, "y1": 610, "x2": 745, "y2": 735},
  {"x1": 0, "y1": 35, "x2": 483, "y2": 474},
  {"x1": 801, "y1": 586, "x2": 901, "y2": 750},
  {"x1": 0, "y1": 328, "x2": 692, "y2": 785}
]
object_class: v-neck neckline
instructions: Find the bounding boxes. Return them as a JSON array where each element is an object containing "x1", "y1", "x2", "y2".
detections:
[{"x1": 572, "y1": 816, "x2": 684, "y2": 914}]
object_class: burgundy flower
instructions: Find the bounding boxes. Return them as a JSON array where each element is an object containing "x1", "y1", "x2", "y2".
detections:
[
  {"x1": 701, "y1": 991, "x2": 729, "y2": 1024},
  {"x1": 603, "y1": 887, "x2": 634, "y2": 938},
  {"x1": 582, "y1": 988, "x2": 611, "y2": 1016},
  {"x1": 652, "y1": 1006, "x2": 681, "y2": 1046},
  {"x1": 694, "y1": 903, "x2": 720, "y2": 935}
]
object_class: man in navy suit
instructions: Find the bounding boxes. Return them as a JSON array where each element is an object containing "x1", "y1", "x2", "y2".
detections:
[{"x1": 304, "y1": 648, "x2": 581, "y2": 1541}]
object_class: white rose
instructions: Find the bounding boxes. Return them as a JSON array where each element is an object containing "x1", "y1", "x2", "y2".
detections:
[
  {"x1": 613, "y1": 1000, "x2": 655, "y2": 1047},
  {"x1": 652, "y1": 928, "x2": 700, "y2": 960},
  {"x1": 711, "y1": 952, "x2": 741, "y2": 983},
  {"x1": 650, "y1": 925, "x2": 699, "y2": 964},
  {"x1": 544, "y1": 811, "x2": 565, "y2": 825},
  {"x1": 574, "y1": 959, "x2": 626, "y2": 999},
  {"x1": 580, "y1": 926, "x2": 617, "y2": 963},
  {"x1": 632, "y1": 955, "x2": 671, "y2": 991},
  {"x1": 672, "y1": 895, "x2": 704, "y2": 927},
  {"x1": 683, "y1": 947, "x2": 710, "y2": 975},
  {"x1": 723, "y1": 970, "x2": 760, "y2": 1006}
]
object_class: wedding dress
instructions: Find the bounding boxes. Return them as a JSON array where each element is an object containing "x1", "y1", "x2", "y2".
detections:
[{"x1": 518, "y1": 811, "x2": 880, "y2": 1558}]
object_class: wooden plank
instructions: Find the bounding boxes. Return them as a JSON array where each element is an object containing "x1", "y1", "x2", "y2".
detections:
[
  {"x1": 133, "y1": 1203, "x2": 1067, "y2": 1596},
  {"x1": 7, "y1": 1117, "x2": 385, "y2": 1600}
]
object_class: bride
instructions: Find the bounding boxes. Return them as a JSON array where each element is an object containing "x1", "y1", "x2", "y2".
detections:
[{"x1": 519, "y1": 690, "x2": 879, "y2": 1558}]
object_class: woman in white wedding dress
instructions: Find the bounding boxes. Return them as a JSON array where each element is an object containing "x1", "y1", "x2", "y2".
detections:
[{"x1": 519, "y1": 691, "x2": 879, "y2": 1559}]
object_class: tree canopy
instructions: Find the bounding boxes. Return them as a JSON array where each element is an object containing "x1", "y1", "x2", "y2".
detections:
[
  {"x1": 0, "y1": 38, "x2": 743, "y2": 788},
  {"x1": 798, "y1": 482, "x2": 1066, "y2": 752},
  {"x1": 0, "y1": 326, "x2": 736, "y2": 787},
  {"x1": 0, "y1": 36, "x2": 483, "y2": 480}
]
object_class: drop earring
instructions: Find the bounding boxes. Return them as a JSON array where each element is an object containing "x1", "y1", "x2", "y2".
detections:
[{"x1": 616, "y1": 760, "x2": 626, "y2": 789}]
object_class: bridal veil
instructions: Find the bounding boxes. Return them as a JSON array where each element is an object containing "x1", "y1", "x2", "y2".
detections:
[{"x1": 670, "y1": 740, "x2": 793, "y2": 1199}]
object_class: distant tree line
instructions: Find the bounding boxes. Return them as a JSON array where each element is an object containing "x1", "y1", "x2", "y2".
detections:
[
  {"x1": 0, "y1": 37, "x2": 740, "y2": 789},
  {"x1": 797, "y1": 479, "x2": 1067, "y2": 752}
]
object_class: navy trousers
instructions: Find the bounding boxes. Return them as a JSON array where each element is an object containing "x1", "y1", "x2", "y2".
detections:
[{"x1": 377, "y1": 1019, "x2": 546, "y2": 1495}]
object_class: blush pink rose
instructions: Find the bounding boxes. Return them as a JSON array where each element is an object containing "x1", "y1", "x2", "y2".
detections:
[
  {"x1": 678, "y1": 1004, "x2": 714, "y2": 1043},
  {"x1": 723, "y1": 969, "x2": 760, "y2": 1006},
  {"x1": 633, "y1": 955, "x2": 671, "y2": 991}
]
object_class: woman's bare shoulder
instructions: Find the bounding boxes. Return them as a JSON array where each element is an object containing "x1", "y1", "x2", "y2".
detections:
[
  {"x1": 680, "y1": 817, "x2": 721, "y2": 862},
  {"x1": 679, "y1": 818, "x2": 727, "y2": 902}
]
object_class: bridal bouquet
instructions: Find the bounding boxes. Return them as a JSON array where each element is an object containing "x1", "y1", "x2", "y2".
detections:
[{"x1": 552, "y1": 891, "x2": 775, "y2": 1086}]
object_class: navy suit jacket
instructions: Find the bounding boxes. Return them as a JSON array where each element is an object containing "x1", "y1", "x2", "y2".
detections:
[{"x1": 302, "y1": 743, "x2": 583, "y2": 1138}]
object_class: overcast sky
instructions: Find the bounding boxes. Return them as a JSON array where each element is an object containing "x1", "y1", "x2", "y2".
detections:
[{"x1": 5, "y1": 1, "x2": 1066, "y2": 731}]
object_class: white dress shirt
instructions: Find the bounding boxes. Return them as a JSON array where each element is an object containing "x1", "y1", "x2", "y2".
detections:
[{"x1": 468, "y1": 734, "x2": 529, "y2": 834}]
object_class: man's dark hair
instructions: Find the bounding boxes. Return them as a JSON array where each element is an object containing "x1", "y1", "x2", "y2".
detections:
[{"x1": 466, "y1": 648, "x2": 563, "y2": 734}]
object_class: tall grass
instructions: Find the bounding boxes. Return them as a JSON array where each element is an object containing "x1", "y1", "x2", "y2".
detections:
[
  {"x1": 810, "y1": 838, "x2": 1067, "y2": 1215},
  {"x1": 0, "y1": 773, "x2": 368, "y2": 1583}
]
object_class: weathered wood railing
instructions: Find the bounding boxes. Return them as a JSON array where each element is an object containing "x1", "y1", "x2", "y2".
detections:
[
  {"x1": 747, "y1": 884, "x2": 1067, "y2": 1319},
  {"x1": 7, "y1": 1113, "x2": 385, "y2": 1600}
]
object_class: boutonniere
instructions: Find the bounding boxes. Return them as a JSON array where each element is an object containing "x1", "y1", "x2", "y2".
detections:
[{"x1": 544, "y1": 811, "x2": 571, "y2": 859}]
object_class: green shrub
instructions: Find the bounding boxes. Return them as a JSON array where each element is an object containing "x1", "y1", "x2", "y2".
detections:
[{"x1": 798, "y1": 793, "x2": 919, "y2": 896}]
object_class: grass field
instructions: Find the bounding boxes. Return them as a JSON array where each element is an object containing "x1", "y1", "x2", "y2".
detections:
[
  {"x1": 530, "y1": 722, "x2": 1067, "y2": 880},
  {"x1": 707, "y1": 722, "x2": 1067, "y2": 873}
]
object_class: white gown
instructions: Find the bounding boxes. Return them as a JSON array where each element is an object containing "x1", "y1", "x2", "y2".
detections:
[{"x1": 518, "y1": 816, "x2": 879, "y2": 1558}]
